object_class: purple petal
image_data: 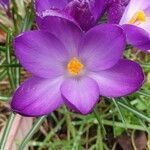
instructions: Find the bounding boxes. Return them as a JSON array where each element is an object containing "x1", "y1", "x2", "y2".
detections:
[
  {"x1": 14, "y1": 30, "x2": 68, "y2": 78},
  {"x1": 120, "y1": 0, "x2": 130, "y2": 6},
  {"x1": 34, "y1": 0, "x2": 68, "y2": 14},
  {"x1": 106, "y1": 0, "x2": 130, "y2": 24},
  {"x1": 78, "y1": 24, "x2": 126, "y2": 72},
  {"x1": 38, "y1": 15, "x2": 83, "y2": 57},
  {"x1": 105, "y1": 0, "x2": 130, "y2": 7},
  {"x1": 35, "y1": 0, "x2": 104, "y2": 31},
  {"x1": 122, "y1": 24, "x2": 150, "y2": 51},
  {"x1": 89, "y1": 0, "x2": 104, "y2": 21},
  {"x1": 11, "y1": 76, "x2": 64, "y2": 117},
  {"x1": 0, "y1": 0, "x2": 9, "y2": 8},
  {"x1": 89, "y1": 59, "x2": 144, "y2": 97},
  {"x1": 64, "y1": 0, "x2": 104, "y2": 31},
  {"x1": 64, "y1": 0, "x2": 95, "y2": 31},
  {"x1": 36, "y1": 9, "x2": 79, "y2": 28},
  {"x1": 107, "y1": 3, "x2": 125, "y2": 24},
  {"x1": 61, "y1": 77, "x2": 100, "y2": 114}
]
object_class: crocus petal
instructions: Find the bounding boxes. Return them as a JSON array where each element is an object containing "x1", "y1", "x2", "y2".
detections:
[
  {"x1": 78, "y1": 24, "x2": 126, "y2": 72},
  {"x1": 120, "y1": 0, "x2": 130, "y2": 6},
  {"x1": 122, "y1": 24, "x2": 150, "y2": 51},
  {"x1": 36, "y1": 0, "x2": 104, "y2": 31},
  {"x1": 107, "y1": 3, "x2": 125, "y2": 24},
  {"x1": 64, "y1": 0, "x2": 95, "y2": 31},
  {"x1": 105, "y1": 0, "x2": 130, "y2": 7},
  {"x1": 64, "y1": 0, "x2": 104, "y2": 31},
  {"x1": 89, "y1": 59, "x2": 144, "y2": 97},
  {"x1": 89, "y1": 0, "x2": 104, "y2": 21},
  {"x1": 34, "y1": 0, "x2": 68, "y2": 14},
  {"x1": 61, "y1": 77, "x2": 99, "y2": 114},
  {"x1": 144, "y1": 6, "x2": 150, "y2": 18},
  {"x1": 14, "y1": 30, "x2": 68, "y2": 78},
  {"x1": 0, "y1": 0, "x2": 9, "y2": 9},
  {"x1": 106, "y1": 0, "x2": 130, "y2": 23},
  {"x1": 139, "y1": 21, "x2": 150, "y2": 33},
  {"x1": 11, "y1": 76, "x2": 64, "y2": 117},
  {"x1": 36, "y1": 8, "x2": 78, "y2": 27},
  {"x1": 38, "y1": 15, "x2": 83, "y2": 57}
]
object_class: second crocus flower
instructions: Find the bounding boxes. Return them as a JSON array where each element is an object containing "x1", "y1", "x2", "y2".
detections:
[{"x1": 34, "y1": 0, "x2": 104, "y2": 31}]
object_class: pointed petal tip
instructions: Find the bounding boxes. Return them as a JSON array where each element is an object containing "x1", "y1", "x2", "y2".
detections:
[
  {"x1": 61, "y1": 77, "x2": 100, "y2": 115},
  {"x1": 10, "y1": 76, "x2": 64, "y2": 117}
]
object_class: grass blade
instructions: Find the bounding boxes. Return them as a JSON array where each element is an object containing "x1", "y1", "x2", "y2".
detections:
[
  {"x1": 0, "y1": 113, "x2": 16, "y2": 149},
  {"x1": 18, "y1": 116, "x2": 46, "y2": 150},
  {"x1": 112, "y1": 98, "x2": 127, "y2": 129},
  {"x1": 117, "y1": 100, "x2": 150, "y2": 122}
]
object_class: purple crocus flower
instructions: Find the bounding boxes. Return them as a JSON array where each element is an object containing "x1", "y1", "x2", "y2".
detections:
[
  {"x1": 34, "y1": 0, "x2": 104, "y2": 31},
  {"x1": 119, "y1": 0, "x2": 150, "y2": 51},
  {"x1": 11, "y1": 17, "x2": 144, "y2": 117}
]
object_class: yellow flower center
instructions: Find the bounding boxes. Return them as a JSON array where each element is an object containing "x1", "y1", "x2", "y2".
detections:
[
  {"x1": 67, "y1": 57, "x2": 84, "y2": 75},
  {"x1": 128, "y1": 10, "x2": 146, "y2": 24}
]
